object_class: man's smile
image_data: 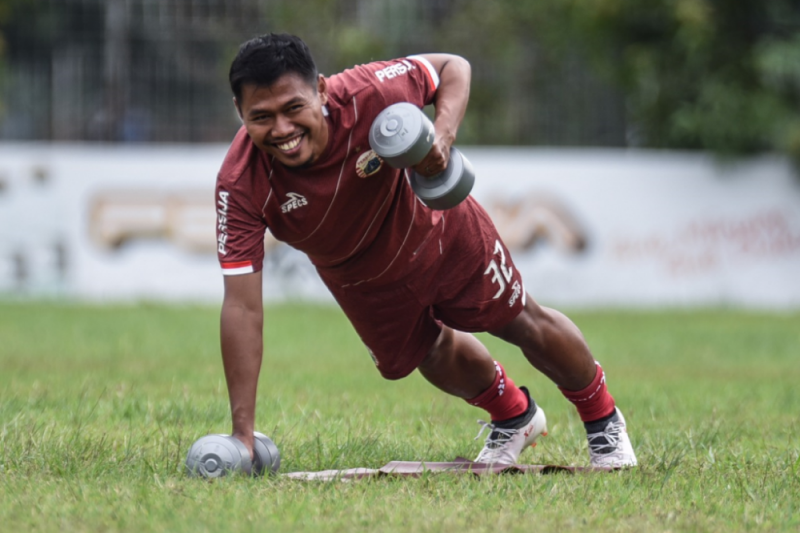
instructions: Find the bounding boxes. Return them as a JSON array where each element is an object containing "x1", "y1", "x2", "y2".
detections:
[{"x1": 273, "y1": 133, "x2": 304, "y2": 153}]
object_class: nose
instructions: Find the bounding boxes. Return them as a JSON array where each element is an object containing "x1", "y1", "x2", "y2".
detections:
[{"x1": 271, "y1": 114, "x2": 294, "y2": 139}]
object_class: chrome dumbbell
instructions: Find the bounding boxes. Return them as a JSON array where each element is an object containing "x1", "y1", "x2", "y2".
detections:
[
  {"x1": 368, "y1": 102, "x2": 475, "y2": 211},
  {"x1": 185, "y1": 432, "x2": 280, "y2": 478}
]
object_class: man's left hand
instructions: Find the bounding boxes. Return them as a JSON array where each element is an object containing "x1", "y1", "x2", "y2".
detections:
[{"x1": 414, "y1": 134, "x2": 452, "y2": 178}]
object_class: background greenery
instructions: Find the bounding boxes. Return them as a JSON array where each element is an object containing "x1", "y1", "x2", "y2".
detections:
[
  {"x1": 0, "y1": 0, "x2": 799, "y2": 159},
  {"x1": 1, "y1": 302, "x2": 798, "y2": 532}
]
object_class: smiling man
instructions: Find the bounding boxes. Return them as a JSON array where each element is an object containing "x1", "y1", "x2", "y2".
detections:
[
  {"x1": 215, "y1": 33, "x2": 637, "y2": 468},
  {"x1": 238, "y1": 73, "x2": 329, "y2": 168}
]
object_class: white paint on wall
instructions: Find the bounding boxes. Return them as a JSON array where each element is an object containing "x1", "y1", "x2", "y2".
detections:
[{"x1": 1, "y1": 144, "x2": 798, "y2": 308}]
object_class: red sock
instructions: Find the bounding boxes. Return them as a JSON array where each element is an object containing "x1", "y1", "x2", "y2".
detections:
[
  {"x1": 466, "y1": 361, "x2": 528, "y2": 422},
  {"x1": 559, "y1": 361, "x2": 616, "y2": 423}
]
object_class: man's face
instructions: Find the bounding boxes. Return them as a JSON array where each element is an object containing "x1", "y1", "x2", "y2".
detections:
[{"x1": 236, "y1": 73, "x2": 329, "y2": 169}]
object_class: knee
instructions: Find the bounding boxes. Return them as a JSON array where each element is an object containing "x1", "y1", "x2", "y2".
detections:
[{"x1": 490, "y1": 298, "x2": 550, "y2": 350}]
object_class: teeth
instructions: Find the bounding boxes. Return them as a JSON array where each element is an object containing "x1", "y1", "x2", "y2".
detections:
[{"x1": 277, "y1": 137, "x2": 301, "y2": 151}]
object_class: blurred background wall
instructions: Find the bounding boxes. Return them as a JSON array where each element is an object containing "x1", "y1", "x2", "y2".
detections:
[{"x1": 0, "y1": 0, "x2": 799, "y2": 306}]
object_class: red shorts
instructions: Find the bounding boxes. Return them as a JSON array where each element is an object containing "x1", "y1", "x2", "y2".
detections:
[{"x1": 320, "y1": 199, "x2": 527, "y2": 380}]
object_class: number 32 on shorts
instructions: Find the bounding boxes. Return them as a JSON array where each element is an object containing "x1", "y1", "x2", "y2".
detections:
[{"x1": 484, "y1": 240, "x2": 514, "y2": 299}]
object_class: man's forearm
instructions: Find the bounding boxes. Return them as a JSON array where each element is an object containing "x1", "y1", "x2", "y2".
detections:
[
  {"x1": 220, "y1": 300, "x2": 263, "y2": 439},
  {"x1": 432, "y1": 56, "x2": 471, "y2": 147}
]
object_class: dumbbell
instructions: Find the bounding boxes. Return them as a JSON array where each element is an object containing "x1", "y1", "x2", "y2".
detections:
[
  {"x1": 368, "y1": 102, "x2": 475, "y2": 210},
  {"x1": 185, "y1": 431, "x2": 280, "y2": 478}
]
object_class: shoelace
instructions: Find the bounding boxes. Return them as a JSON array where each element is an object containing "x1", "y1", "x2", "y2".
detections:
[
  {"x1": 587, "y1": 419, "x2": 623, "y2": 456},
  {"x1": 474, "y1": 420, "x2": 519, "y2": 449}
]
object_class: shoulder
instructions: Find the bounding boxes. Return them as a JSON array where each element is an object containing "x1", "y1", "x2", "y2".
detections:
[
  {"x1": 218, "y1": 127, "x2": 261, "y2": 187},
  {"x1": 216, "y1": 127, "x2": 268, "y2": 218},
  {"x1": 326, "y1": 57, "x2": 439, "y2": 111}
]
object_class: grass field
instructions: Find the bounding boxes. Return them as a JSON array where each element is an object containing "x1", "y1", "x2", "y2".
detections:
[{"x1": 1, "y1": 302, "x2": 798, "y2": 532}]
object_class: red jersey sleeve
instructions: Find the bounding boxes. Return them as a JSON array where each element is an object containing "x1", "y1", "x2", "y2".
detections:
[
  {"x1": 370, "y1": 55, "x2": 440, "y2": 106},
  {"x1": 215, "y1": 172, "x2": 267, "y2": 276},
  {"x1": 406, "y1": 55, "x2": 441, "y2": 100},
  {"x1": 329, "y1": 55, "x2": 440, "y2": 114}
]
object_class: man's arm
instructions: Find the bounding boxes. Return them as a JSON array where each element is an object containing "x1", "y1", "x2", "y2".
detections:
[
  {"x1": 414, "y1": 53, "x2": 471, "y2": 177},
  {"x1": 220, "y1": 271, "x2": 263, "y2": 458}
]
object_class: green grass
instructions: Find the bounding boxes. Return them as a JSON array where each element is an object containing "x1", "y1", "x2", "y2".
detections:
[{"x1": 1, "y1": 302, "x2": 799, "y2": 532}]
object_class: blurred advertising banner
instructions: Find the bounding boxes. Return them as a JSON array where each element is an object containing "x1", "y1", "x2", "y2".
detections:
[{"x1": 1, "y1": 144, "x2": 799, "y2": 308}]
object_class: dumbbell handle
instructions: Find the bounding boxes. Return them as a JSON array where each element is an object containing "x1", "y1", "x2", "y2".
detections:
[{"x1": 228, "y1": 432, "x2": 280, "y2": 475}]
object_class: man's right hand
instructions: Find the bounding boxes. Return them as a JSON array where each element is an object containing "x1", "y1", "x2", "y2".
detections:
[
  {"x1": 220, "y1": 270, "x2": 264, "y2": 461},
  {"x1": 232, "y1": 432, "x2": 256, "y2": 462}
]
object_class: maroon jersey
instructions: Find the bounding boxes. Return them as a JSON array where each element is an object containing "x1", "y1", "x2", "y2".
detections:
[{"x1": 216, "y1": 56, "x2": 446, "y2": 287}]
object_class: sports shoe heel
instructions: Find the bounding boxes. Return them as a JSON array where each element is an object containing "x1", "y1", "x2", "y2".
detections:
[
  {"x1": 586, "y1": 407, "x2": 637, "y2": 468},
  {"x1": 474, "y1": 389, "x2": 547, "y2": 465}
]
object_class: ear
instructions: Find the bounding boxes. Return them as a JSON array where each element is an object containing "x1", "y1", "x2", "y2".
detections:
[
  {"x1": 233, "y1": 97, "x2": 243, "y2": 121},
  {"x1": 317, "y1": 74, "x2": 328, "y2": 106}
]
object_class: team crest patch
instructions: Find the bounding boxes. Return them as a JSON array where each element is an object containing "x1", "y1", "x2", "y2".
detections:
[{"x1": 355, "y1": 149, "x2": 383, "y2": 178}]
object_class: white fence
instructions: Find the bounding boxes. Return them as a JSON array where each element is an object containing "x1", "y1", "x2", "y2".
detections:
[{"x1": 1, "y1": 143, "x2": 799, "y2": 308}]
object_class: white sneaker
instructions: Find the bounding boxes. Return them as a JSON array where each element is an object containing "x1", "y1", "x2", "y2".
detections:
[
  {"x1": 474, "y1": 387, "x2": 548, "y2": 465},
  {"x1": 586, "y1": 407, "x2": 638, "y2": 467}
]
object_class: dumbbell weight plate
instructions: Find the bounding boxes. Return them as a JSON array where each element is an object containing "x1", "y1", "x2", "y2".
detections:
[
  {"x1": 185, "y1": 434, "x2": 253, "y2": 478},
  {"x1": 410, "y1": 147, "x2": 475, "y2": 210},
  {"x1": 252, "y1": 432, "x2": 281, "y2": 475},
  {"x1": 368, "y1": 102, "x2": 435, "y2": 169}
]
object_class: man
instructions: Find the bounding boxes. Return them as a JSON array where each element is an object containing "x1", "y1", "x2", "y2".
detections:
[{"x1": 216, "y1": 33, "x2": 637, "y2": 467}]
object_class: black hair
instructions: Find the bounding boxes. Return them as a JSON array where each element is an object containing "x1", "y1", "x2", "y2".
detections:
[{"x1": 229, "y1": 33, "x2": 319, "y2": 103}]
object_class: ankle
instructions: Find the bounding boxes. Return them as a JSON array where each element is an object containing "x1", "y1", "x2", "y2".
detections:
[
  {"x1": 583, "y1": 409, "x2": 618, "y2": 433},
  {"x1": 493, "y1": 387, "x2": 537, "y2": 427},
  {"x1": 559, "y1": 361, "x2": 616, "y2": 423},
  {"x1": 466, "y1": 361, "x2": 529, "y2": 422}
]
